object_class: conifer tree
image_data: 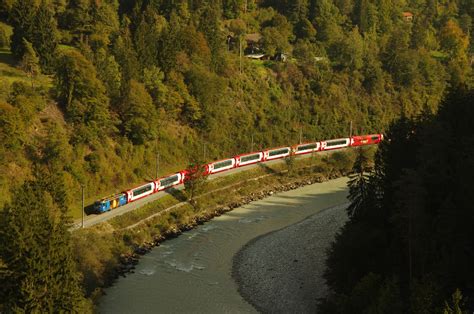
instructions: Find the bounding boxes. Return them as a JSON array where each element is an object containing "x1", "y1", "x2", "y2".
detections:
[
  {"x1": 346, "y1": 147, "x2": 373, "y2": 219},
  {"x1": 19, "y1": 38, "x2": 40, "y2": 87},
  {"x1": 9, "y1": 0, "x2": 37, "y2": 59},
  {"x1": 198, "y1": 2, "x2": 225, "y2": 71},
  {"x1": 31, "y1": 2, "x2": 59, "y2": 73},
  {"x1": 0, "y1": 175, "x2": 90, "y2": 312}
]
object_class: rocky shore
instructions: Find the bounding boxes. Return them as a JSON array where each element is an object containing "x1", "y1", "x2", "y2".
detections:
[
  {"x1": 113, "y1": 171, "x2": 346, "y2": 281},
  {"x1": 233, "y1": 203, "x2": 349, "y2": 313}
]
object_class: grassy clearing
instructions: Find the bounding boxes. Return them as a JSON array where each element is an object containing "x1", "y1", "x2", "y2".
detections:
[
  {"x1": 0, "y1": 47, "x2": 53, "y2": 100},
  {"x1": 0, "y1": 22, "x2": 53, "y2": 99}
]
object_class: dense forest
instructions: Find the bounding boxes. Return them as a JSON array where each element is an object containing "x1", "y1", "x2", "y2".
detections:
[
  {"x1": 0, "y1": 0, "x2": 471, "y2": 217},
  {"x1": 0, "y1": 0, "x2": 472, "y2": 311},
  {"x1": 323, "y1": 86, "x2": 474, "y2": 313}
]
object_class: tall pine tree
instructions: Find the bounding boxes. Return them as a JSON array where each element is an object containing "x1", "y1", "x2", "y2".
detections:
[{"x1": 0, "y1": 170, "x2": 90, "y2": 312}]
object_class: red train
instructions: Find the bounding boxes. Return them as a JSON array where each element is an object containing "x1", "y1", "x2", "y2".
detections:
[{"x1": 94, "y1": 134, "x2": 383, "y2": 213}]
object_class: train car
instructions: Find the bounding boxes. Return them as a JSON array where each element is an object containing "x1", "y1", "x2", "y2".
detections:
[
  {"x1": 125, "y1": 182, "x2": 156, "y2": 203},
  {"x1": 93, "y1": 193, "x2": 127, "y2": 213},
  {"x1": 235, "y1": 152, "x2": 264, "y2": 167},
  {"x1": 206, "y1": 158, "x2": 236, "y2": 174},
  {"x1": 292, "y1": 142, "x2": 321, "y2": 156},
  {"x1": 263, "y1": 146, "x2": 291, "y2": 161},
  {"x1": 320, "y1": 138, "x2": 350, "y2": 151},
  {"x1": 155, "y1": 172, "x2": 184, "y2": 192},
  {"x1": 92, "y1": 134, "x2": 384, "y2": 215},
  {"x1": 351, "y1": 134, "x2": 383, "y2": 146}
]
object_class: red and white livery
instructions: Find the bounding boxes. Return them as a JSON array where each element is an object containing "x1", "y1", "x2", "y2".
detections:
[
  {"x1": 235, "y1": 152, "x2": 264, "y2": 167},
  {"x1": 292, "y1": 142, "x2": 321, "y2": 155},
  {"x1": 155, "y1": 172, "x2": 184, "y2": 192},
  {"x1": 263, "y1": 146, "x2": 291, "y2": 161},
  {"x1": 206, "y1": 158, "x2": 236, "y2": 174},
  {"x1": 321, "y1": 138, "x2": 351, "y2": 151},
  {"x1": 95, "y1": 133, "x2": 384, "y2": 214},
  {"x1": 125, "y1": 182, "x2": 155, "y2": 203},
  {"x1": 351, "y1": 134, "x2": 383, "y2": 146}
]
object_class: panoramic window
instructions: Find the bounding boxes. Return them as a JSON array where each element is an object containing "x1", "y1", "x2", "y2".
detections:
[
  {"x1": 160, "y1": 175, "x2": 179, "y2": 187},
  {"x1": 240, "y1": 154, "x2": 261, "y2": 163},
  {"x1": 269, "y1": 148, "x2": 290, "y2": 156},
  {"x1": 297, "y1": 143, "x2": 318, "y2": 151},
  {"x1": 326, "y1": 140, "x2": 348, "y2": 147},
  {"x1": 214, "y1": 160, "x2": 233, "y2": 169},
  {"x1": 133, "y1": 184, "x2": 152, "y2": 197}
]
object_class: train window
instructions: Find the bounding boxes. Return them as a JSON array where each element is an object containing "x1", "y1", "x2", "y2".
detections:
[
  {"x1": 133, "y1": 184, "x2": 152, "y2": 197},
  {"x1": 241, "y1": 154, "x2": 261, "y2": 163},
  {"x1": 269, "y1": 148, "x2": 290, "y2": 156},
  {"x1": 214, "y1": 160, "x2": 233, "y2": 169},
  {"x1": 160, "y1": 175, "x2": 179, "y2": 187},
  {"x1": 297, "y1": 143, "x2": 318, "y2": 151},
  {"x1": 326, "y1": 140, "x2": 348, "y2": 147},
  {"x1": 371, "y1": 136, "x2": 379, "y2": 141}
]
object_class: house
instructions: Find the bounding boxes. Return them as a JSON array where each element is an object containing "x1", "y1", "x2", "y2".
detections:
[
  {"x1": 273, "y1": 52, "x2": 288, "y2": 62},
  {"x1": 403, "y1": 11, "x2": 414, "y2": 22},
  {"x1": 244, "y1": 33, "x2": 263, "y2": 55},
  {"x1": 245, "y1": 53, "x2": 266, "y2": 60}
]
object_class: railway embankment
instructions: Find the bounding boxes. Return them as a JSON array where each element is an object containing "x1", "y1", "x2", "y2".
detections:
[{"x1": 71, "y1": 148, "x2": 375, "y2": 304}]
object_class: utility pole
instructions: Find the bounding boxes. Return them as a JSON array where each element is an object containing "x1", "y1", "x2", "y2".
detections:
[
  {"x1": 349, "y1": 120, "x2": 353, "y2": 138},
  {"x1": 155, "y1": 153, "x2": 160, "y2": 179},
  {"x1": 251, "y1": 134, "x2": 254, "y2": 152},
  {"x1": 81, "y1": 185, "x2": 85, "y2": 229},
  {"x1": 239, "y1": 36, "x2": 242, "y2": 74},
  {"x1": 299, "y1": 126, "x2": 303, "y2": 144}
]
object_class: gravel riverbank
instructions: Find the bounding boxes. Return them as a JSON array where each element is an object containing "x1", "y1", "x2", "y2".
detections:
[
  {"x1": 99, "y1": 178, "x2": 350, "y2": 313},
  {"x1": 233, "y1": 203, "x2": 349, "y2": 313}
]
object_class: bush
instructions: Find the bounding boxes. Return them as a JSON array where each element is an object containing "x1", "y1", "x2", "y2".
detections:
[{"x1": 0, "y1": 26, "x2": 9, "y2": 48}]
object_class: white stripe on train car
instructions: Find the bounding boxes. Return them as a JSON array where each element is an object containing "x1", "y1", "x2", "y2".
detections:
[
  {"x1": 236, "y1": 152, "x2": 264, "y2": 167},
  {"x1": 293, "y1": 142, "x2": 320, "y2": 155},
  {"x1": 128, "y1": 182, "x2": 155, "y2": 202},
  {"x1": 156, "y1": 173, "x2": 182, "y2": 191},
  {"x1": 320, "y1": 138, "x2": 350, "y2": 151},
  {"x1": 264, "y1": 147, "x2": 291, "y2": 161},
  {"x1": 208, "y1": 158, "x2": 236, "y2": 174}
]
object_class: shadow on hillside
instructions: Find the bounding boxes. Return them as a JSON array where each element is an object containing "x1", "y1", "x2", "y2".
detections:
[
  {"x1": 166, "y1": 188, "x2": 188, "y2": 202},
  {"x1": 0, "y1": 48, "x2": 16, "y2": 66},
  {"x1": 257, "y1": 162, "x2": 280, "y2": 176}
]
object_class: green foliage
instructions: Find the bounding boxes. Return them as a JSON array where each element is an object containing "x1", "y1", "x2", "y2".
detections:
[
  {"x1": 120, "y1": 79, "x2": 158, "y2": 145},
  {"x1": 1, "y1": 1, "x2": 473, "y2": 307},
  {"x1": 9, "y1": 0, "x2": 37, "y2": 59},
  {"x1": 0, "y1": 101, "x2": 26, "y2": 152},
  {"x1": 184, "y1": 159, "x2": 208, "y2": 204},
  {"x1": 0, "y1": 176, "x2": 90, "y2": 312},
  {"x1": 443, "y1": 289, "x2": 464, "y2": 314},
  {"x1": 346, "y1": 147, "x2": 373, "y2": 219},
  {"x1": 93, "y1": 48, "x2": 122, "y2": 100},
  {"x1": 323, "y1": 87, "x2": 474, "y2": 312},
  {"x1": 55, "y1": 49, "x2": 112, "y2": 142},
  {"x1": 30, "y1": 2, "x2": 59, "y2": 73},
  {"x1": 0, "y1": 25, "x2": 9, "y2": 48},
  {"x1": 19, "y1": 38, "x2": 40, "y2": 85},
  {"x1": 72, "y1": 230, "x2": 127, "y2": 297}
]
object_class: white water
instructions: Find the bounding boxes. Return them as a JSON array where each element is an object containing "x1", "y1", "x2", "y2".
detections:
[{"x1": 98, "y1": 177, "x2": 349, "y2": 313}]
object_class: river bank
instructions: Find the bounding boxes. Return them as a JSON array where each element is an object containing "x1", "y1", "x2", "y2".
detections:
[
  {"x1": 233, "y1": 203, "x2": 348, "y2": 313},
  {"x1": 98, "y1": 177, "x2": 350, "y2": 313}
]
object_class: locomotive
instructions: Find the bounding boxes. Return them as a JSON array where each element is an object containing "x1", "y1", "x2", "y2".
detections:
[{"x1": 93, "y1": 134, "x2": 383, "y2": 213}]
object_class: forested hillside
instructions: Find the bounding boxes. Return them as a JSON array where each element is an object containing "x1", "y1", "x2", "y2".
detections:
[
  {"x1": 323, "y1": 86, "x2": 474, "y2": 313},
  {"x1": 0, "y1": 0, "x2": 471, "y2": 218}
]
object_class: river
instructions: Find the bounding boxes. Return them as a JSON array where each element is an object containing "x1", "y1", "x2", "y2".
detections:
[{"x1": 98, "y1": 177, "x2": 349, "y2": 313}]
